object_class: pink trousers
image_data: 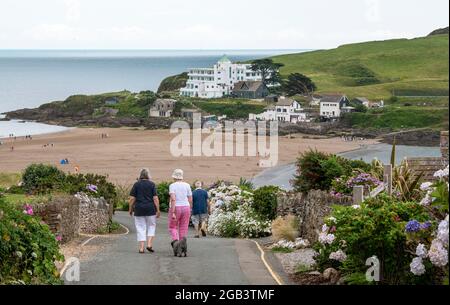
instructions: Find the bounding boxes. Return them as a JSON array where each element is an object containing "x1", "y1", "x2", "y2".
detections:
[{"x1": 169, "y1": 206, "x2": 191, "y2": 241}]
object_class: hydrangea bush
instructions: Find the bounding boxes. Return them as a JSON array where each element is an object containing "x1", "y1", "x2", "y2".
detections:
[
  {"x1": 406, "y1": 166, "x2": 449, "y2": 281},
  {"x1": 331, "y1": 172, "x2": 382, "y2": 198},
  {"x1": 315, "y1": 165, "x2": 449, "y2": 285},
  {"x1": 208, "y1": 184, "x2": 272, "y2": 238}
]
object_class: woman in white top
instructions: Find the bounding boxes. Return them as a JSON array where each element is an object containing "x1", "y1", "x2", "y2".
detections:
[{"x1": 168, "y1": 169, "x2": 193, "y2": 247}]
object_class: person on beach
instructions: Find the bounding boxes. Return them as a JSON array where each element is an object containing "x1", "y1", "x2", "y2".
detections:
[
  {"x1": 191, "y1": 181, "x2": 210, "y2": 238},
  {"x1": 129, "y1": 168, "x2": 160, "y2": 254},
  {"x1": 168, "y1": 169, "x2": 192, "y2": 248}
]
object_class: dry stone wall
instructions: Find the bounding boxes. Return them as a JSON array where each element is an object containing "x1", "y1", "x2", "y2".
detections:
[{"x1": 277, "y1": 190, "x2": 353, "y2": 243}]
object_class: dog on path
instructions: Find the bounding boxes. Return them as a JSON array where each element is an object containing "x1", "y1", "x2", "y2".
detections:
[{"x1": 172, "y1": 237, "x2": 188, "y2": 257}]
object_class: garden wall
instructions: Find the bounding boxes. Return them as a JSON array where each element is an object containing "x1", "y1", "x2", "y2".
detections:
[
  {"x1": 32, "y1": 192, "x2": 111, "y2": 243},
  {"x1": 32, "y1": 195, "x2": 80, "y2": 244},
  {"x1": 75, "y1": 192, "x2": 111, "y2": 234},
  {"x1": 277, "y1": 190, "x2": 353, "y2": 243}
]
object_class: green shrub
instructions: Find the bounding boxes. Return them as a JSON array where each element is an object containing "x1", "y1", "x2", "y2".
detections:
[
  {"x1": 0, "y1": 199, "x2": 64, "y2": 284},
  {"x1": 63, "y1": 173, "x2": 118, "y2": 206},
  {"x1": 293, "y1": 150, "x2": 371, "y2": 193},
  {"x1": 22, "y1": 164, "x2": 66, "y2": 194},
  {"x1": 6, "y1": 185, "x2": 26, "y2": 195},
  {"x1": 314, "y1": 194, "x2": 437, "y2": 285},
  {"x1": 252, "y1": 186, "x2": 281, "y2": 221},
  {"x1": 157, "y1": 182, "x2": 171, "y2": 212}
]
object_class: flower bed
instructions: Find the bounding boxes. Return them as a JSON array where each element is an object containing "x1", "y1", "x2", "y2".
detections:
[
  {"x1": 313, "y1": 165, "x2": 449, "y2": 285},
  {"x1": 207, "y1": 184, "x2": 272, "y2": 238}
]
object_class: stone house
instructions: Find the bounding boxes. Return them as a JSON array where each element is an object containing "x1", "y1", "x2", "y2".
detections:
[
  {"x1": 149, "y1": 99, "x2": 177, "y2": 118},
  {"x1": 232, "y1": 81, "x2": 269, "y2": 99}
]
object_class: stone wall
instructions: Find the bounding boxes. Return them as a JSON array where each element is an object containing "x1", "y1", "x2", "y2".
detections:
[
  {"x1": 75, "y1": 192, "x2": 111, "y2": 234},
  {"x1": 277, "y1": 190, "x2": 353, "y2": 243},
  {"x1": 32, "y1": 192, "x2": 111, "y2": 243},
  {"x1": 32, "y1": 195, "x2": 80, "y2": 244}
]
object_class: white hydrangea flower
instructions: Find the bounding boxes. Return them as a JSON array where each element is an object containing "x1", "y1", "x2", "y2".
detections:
[
  {"x1": 327, "y1": 217, "x2": 337, "y2": 224},
  {"x1": 329, "y1": 249, "x2": 347, "y2": 262},
  {"x1": 434, "y1": 166, "x2": 449, "y2": 179},
  {"x1": 437, "y1": 219, "x2": 449, "y2": 246},
  {"x1": 428, "y1": 239, "x2": 448, "y2": 267},
  {"x1": 420, "y1": 182, "x2": 433, "y2": 191},
  {"x1": 319, "y1": 232, "x2": 335, "y2": 245},
  {"x1": 410, "y1": 257, "x2": 426, "y2": 276},
  {"x1": 419, "y1": 193, "x2": 433, "y2": 206},
  {"x1": 416, "y1": 243, "x2": 428, "y2": 258}
]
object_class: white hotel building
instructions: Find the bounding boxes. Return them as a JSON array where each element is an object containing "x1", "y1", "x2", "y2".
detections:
[{"x1": 180, "y1": 55, "x2": 262, "y2": 98}]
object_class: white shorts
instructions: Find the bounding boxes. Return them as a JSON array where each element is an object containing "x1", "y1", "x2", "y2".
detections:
[{"x1": 134, "y1": 216, "x2": 157, "y2": 242}]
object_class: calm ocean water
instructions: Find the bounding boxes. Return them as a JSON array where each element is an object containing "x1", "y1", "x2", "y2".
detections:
[{"x1": 0, "y1": 49, "x2": 303, "y2": 113}]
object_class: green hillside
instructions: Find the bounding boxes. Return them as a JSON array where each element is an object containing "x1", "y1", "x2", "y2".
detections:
[{"x1": 270, "y1": 34, "x2": 449, "y2": 99}]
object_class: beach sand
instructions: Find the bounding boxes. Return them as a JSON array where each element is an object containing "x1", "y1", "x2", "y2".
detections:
[{"x1": 0, "y1": 128, "x2": 377, "y2": 186}]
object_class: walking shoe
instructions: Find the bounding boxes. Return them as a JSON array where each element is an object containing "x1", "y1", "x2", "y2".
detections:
[{"x1": 201, "y1": 229, "x2": 207, "y2": 237}]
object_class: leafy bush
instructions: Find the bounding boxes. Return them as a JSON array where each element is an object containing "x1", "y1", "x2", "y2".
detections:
[
  {"x1": 271, "y1": 215, "x2": 299, "y2": 242},
  {"x1": 63, "y1": 173, "x2": 117, "y2": 206},
  {"x1": 293, "y1": 150, "x2": 371, "y2": 193},
  {"x1": 252, "y1": 186, "x2": 281, "y2": 221},
  {"x1": 314, "y1": 194, "x2": 436, "y2": 285},
  {"x1": 208, "y1": 184, "x2": 271, "y2": 238},
  {"x1": 0, "y1": 199, "x2": 64, "y2": 284},
  {"x1": 22, "y1": 164, "x2": 66, "y2": 194},
  {"x1": 157, "y1": 182, "x2": 171, "y2": 212}
]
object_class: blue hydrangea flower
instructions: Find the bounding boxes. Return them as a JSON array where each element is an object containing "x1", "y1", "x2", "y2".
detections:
[
  {"x1": 420, "y1": 221, "x2": 432, "y2": 230},
  {"x1": 405, "y1": 220, "x2": 421, "y2": 233}
]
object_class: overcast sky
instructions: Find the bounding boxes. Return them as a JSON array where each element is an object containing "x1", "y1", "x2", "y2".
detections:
[{"x1": 0, "y1": 0, "x2": 448, "y2": 50}]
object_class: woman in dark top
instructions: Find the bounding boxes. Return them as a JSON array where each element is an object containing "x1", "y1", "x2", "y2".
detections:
[{"x1": 129, "y1": 168, "x2": 160, "y2": 254}]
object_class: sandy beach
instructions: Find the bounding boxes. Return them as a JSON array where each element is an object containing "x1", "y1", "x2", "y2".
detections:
[{"x1": 0, "y1": 127, "x2": 377, "y2": 186}]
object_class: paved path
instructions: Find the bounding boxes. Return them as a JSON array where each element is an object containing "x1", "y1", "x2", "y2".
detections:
[{"x1": 65, "y1": 212, "x2": 277, "y2": 285}]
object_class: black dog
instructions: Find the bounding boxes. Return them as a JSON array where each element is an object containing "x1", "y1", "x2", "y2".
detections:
[{"x1": 172, "y1": 237, "x2": 187, "y2": 257}]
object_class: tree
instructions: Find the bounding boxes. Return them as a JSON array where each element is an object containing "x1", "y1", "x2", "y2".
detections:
[
  {"x1": 250, "y1": 59, "x2": 284, "y2": 87},
  {"x1": 284, "y1": 73, "x2": 317, "y2": 96}
]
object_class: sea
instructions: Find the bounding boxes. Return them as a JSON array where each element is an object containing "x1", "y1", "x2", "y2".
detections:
[{"x1": 0, "y1": 49, "x2": 303, "y2": 138}]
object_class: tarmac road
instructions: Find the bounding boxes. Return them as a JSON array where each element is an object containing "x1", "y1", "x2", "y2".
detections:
[{"x1": 64, "y1": 212, "x2": 277, "y2": 285}]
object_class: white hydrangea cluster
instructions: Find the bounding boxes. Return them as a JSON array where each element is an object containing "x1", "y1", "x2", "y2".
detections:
[
  {"x1": 329, "y1": 249, "x2": 347, "y2": 262},
  {"x1": 428, "y1": 239, "x2": 448, "y2": 267},
  {"x1": 409, "y1": 215, "x2": 449, "y2": 276},
  {"x1": 415, "y1": 243, "x2": 428, "y2": 258},
  {"x1": 318, "y1": 224, "x2": 335, "y2": 245},
  {"x1": 208, "y1": 184, "x2": 253, "y2": 211},
  {"x1": 272, "y1": 238, "x2": 310, "y2": 250},
  {"x1": 434, "y1": 166, "x2": 449, "y2": 179},
  {"x1": 419, "y1": 166, "x2": 449, "y2": 206},
  {"x1": 437, "y1": 218, "x2": 449, "y2": 246},
  {"x1": 410, "y1": 257, "x2": 426, "y2": 276},
  {"x1": 207, "y1": 184, "x2": 271, "y2": 238}
]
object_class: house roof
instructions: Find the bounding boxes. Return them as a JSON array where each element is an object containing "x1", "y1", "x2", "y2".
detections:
[
  {"x1": 320, "y1": 95, "x2": 347, "y2": 104},
  {"x1": 276, "y1": 97, "x2": 296, "y2": 106},
  {"x1": 233, "y1": 81, "x2": 265, "y2": 92},
  {"x1": 154, "y1": 98, "x2": 177, "y2": 106},
  {"x1": 354, "y1": 97, "x2": 370, "y2": 103}
]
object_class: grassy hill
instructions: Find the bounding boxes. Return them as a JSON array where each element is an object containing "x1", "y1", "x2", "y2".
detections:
[{"x1": 270, "y1": 34, "x2": 449, "y2": 100}]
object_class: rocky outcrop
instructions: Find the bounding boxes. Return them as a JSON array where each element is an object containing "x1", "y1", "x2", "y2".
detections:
[
  {"x1": 380, "y1": 129, "x2": 441, "y2": 146},
  {"x1": 429, "y1": 27, "x2": 449, "y2": 36}
]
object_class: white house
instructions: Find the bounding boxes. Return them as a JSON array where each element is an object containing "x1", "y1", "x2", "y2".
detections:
[
  {"x1": 319, "y1": 95, "x2": 349, "y2": 119},
  {"x1": 180, "y1": 55, "x2": 262, "y2": 98},
  {"x1": 149, "y1": 99, "x2": 177, "y2": 117},
  {"x1": 249, "y1": 97, "x2": 307, "y2": 123}
]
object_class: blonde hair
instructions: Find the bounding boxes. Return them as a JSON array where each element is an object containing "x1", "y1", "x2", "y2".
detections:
[{"x1": 195, "y1": 181, "x2": 203, "y2": 189}]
